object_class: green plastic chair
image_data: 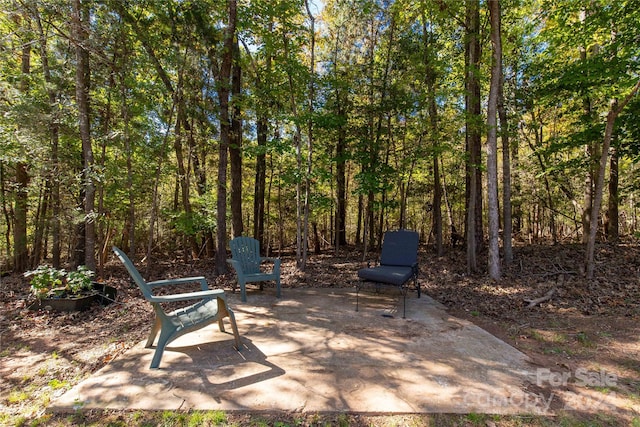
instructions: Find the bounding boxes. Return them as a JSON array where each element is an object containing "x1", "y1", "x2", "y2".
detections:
[
  {"x1": 227, "y1": 237, "x2": 281, "y2": 302},
  {"x1": 113, "y1": 247, "x2": 241, "y2": 369}
]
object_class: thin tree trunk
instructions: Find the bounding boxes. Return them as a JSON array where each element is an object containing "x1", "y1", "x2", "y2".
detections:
[
  {"x1": 254, "y1": 117, "x2": 267, "y2": 244},
  {"x1": 13, "y1": 18, "x2": 31, "y2": 273},
  {"x1": 465, "y1": 0, "x2": 481, "y2": 273},
  {"x1": 0, "y1": 163, "x2": 12, "y2": 262},
  {"x1": 214, "y1": 0, "x2": 237, "y2": 274},
  {"x1": 230, "y1": 39, "x2": 243, "y2": 238},
  {"x1": 422, "y1": 13, "x2": 443, "y2": 256},
  {"x1": 146, "y1": 102, "x2": 176, "y2": 276},
  {"x1": 498, "y1": 57, "x2": 513, "y2": 264},
  {"x1": 31, "y1": 180, "x2": 49, "y2": 267},
  {"x1": 302, "y1": 0, "x2": 316, "y2": 270},
  {"x1": 121, "y1": 78, "x2": 136, "y2": 258},
  {"x1": 13, "y1": 162, "x2": 29, "y2": 272},
  {"x1": 487, "y1": 0, "x2": 502, "y2": 281},
  {"x1": 607, "y1": 142, "x2": 619, "y2": 242},
  {"x1": 585, "y1": 80, "x2": 640, "y2": 279},
  {"x1": 579, "y1": 9, "x2": 597, "y2": 244},
  {"x1": 333, "y1": 31, "x2": 348, "y2": 249},
  {"x1": 72, "y1": 0, "x2": 96, "y2": 271},
  {"x1": 33, "y1": 6, "x2": 61, "y2": 268}
]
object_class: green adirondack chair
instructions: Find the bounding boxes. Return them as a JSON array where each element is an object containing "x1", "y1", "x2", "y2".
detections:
[
  {"x1": 227, "y1": 237, "x2": 281, "y2": 302},
  {"x1": 112, "y1": 247, "x2": 241, "y2": 369}
]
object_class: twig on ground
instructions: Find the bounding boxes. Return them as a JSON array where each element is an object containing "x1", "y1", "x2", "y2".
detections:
[{"x1": 524, "y1": 287, "x2": 557, "y2": 308}]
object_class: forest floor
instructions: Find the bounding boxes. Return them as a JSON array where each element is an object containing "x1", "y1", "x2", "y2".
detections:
[{"x1": 1, "y1": 241, "x2": 639, "y2": 426}]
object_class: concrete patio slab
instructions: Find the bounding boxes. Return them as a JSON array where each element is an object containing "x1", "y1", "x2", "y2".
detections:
[{"x1": 51, "y1": 288, "x2": 546, "y2": 415}]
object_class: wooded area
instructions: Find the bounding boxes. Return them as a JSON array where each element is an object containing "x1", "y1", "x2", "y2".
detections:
[{"x1": 1, "y1": 0, "x2": 639, "y2": 280}]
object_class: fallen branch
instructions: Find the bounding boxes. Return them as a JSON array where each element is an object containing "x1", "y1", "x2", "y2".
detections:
[{"x1": 524, "y1": 287, "x2": 557, "y2": 308}]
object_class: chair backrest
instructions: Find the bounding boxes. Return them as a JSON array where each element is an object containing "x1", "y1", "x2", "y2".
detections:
[
  {"x1": 112, "y1": 246, "x2": 154, "y2": 300},
  {"x1": 230, "y1": 237, "x2": 262, "y2": 274},
  {"x1": 379, "y1": 230, "x2": 419, "y2": 267}
]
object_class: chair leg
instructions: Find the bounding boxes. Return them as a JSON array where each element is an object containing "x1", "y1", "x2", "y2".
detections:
[
  {"x1": 402, "y1": 289, "x2": 406, "y2": 319},
  {"x1": 240, "y1": 280, "x2": 247, "y2": 302},
  {"x1": 227, "y1": 309, "x2": 241, "y2": 350},
  {"x1": 145, "y1": 316, "x2": 161, "y2": 348},
  {"x1": 150, "y1": 327, "x2": 174, "y2": 369},
  {"x1": 217, "y1": 297, "x2": 241, "y2": 350},
  {"x1": 275, "y1": 278, "x2": 281, "y2": 298}
]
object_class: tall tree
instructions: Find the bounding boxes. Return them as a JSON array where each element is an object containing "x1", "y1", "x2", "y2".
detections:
[
  {"x1": 487, "y1": 0, "x2": 502, "y2": 280},
  {"x1": 12, "y1": 10, "x2": 31, "y2": 272},
  {"x1": 230, "y1": 39, "x2": 243, "y2": 238},
  {"x1": 72, "y1": 0, "x2": 96, "y2": 270},
  {"x1": 465, "y1": 0, "x2": 482, "y2": 273},
  {"x1": 214, "y1": 0, "x2": 238, "y2": 273},
  {"x1": 585, "y1": 80, "x2": 640, "y2": 278}
]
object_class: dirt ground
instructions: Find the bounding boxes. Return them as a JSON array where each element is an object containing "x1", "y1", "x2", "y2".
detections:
[{"x1": 1, "y1": 242, "x2": 639, "y2": 426}]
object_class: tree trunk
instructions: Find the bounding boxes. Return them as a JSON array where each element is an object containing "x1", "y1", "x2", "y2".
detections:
[
  {"x1": 254, "y1": 116, "x2": 267, "y2": 244},
  {"x1": 498, "y1": 60, "x2": 513, "y2": 264},
  {"x1": 607, "y1": 143, "x2": 619, "y2": 242},
  {"x1": 230, "y1": 39, "x2": 243, "y2": 238},
  {"x1": 333, "y1": 62, "x2": 348, "y2": 249},
  {"x1": 423, "y1": 15, "x2": 443, "y2": 256},
  {"x1": 33, "y1": 7, "x2": 62, "y2": 268},
  {"x1": 335, "y1": 117, "x2": 347, "y2": 248},
  {"x1": 13, "y1": 23, "x2": 31, "y2": 273},
  {"x1": 72, "y1": 0, "x2": 96, "y2": 271},
  {"x1": 214, "y1": 0, "x2": 237, "y2": 274},
  {"x1": 465, "y1": 0, "x2": 481, "y2": 273},
  {"x1": 585, "y1": 80, "x2": 640, "y2": 279},
  {"x1": 13, "y1": 162, "x2": 29, "y2": 272},
  {"x1": 487, "y1": 0, "x2": 502, "y2": 281}
]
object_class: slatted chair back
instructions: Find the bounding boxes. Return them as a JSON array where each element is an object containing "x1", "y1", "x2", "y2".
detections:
[
  {"x1": 113, "y1": 247, "x2": 154, "y2": 300},
  {"x1": 227, "y1": 236, "x2": 281, "y2": 302},
  {"x1": 230, "y1": 237, "x2": 262, "y2": 274}
]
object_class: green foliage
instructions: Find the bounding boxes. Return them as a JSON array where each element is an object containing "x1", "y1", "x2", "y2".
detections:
[
  {"x1": 25, "y1": 266, "x2": 66, "y2": 298},
  {"x1": 66, "y1": 266, "x2": 95, "y2": 294},
  {"x1": 25, "y1": 265, "x2": 95, "y2": 299}
]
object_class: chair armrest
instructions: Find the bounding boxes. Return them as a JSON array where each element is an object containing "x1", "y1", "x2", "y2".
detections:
[
  {"x1": 260, "y1": 257, "x2": 280, "y2": 265},
  {"x1": 147, "y1": 276, "x2": 209, "y2": 291},
  {"x1": 148, "y1": 288, "x2": 225, "y2": 303}
]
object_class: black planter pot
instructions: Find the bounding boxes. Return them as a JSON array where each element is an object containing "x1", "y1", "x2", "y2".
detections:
[{"x1": 29, "y1": 282, "x2": 117, "y2": 312}]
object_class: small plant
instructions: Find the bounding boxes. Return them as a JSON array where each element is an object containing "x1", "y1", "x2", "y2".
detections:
[
  {"x1": 25, "y1": 265, "x2": 95, "y2": 299},
  {"x1": 66, "y1": 266, "x2": 94, "y2": 294},
  {"x1": 25, "y1": 265, "x2": 66, "y2": 298}
]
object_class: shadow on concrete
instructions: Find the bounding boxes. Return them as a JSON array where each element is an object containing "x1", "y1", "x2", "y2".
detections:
[{"x1": 52, "y1": 288, "x2": 545, "y2": 414}]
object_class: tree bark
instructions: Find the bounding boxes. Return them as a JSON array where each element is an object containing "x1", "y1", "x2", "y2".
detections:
[
  {"x1": 465, "y1": 0, "x2": 481, "y2": 273},
  {"x1": 487, "y1": 0, "x2": 502, "y2": 281},
  {"x1": 606, "y1": 143, "x2": 619, "y2": 242},
  {"x1": 585, "y1": 80, "x2": 640, "y2": 279},
  {"x1": 254, "y1": 116, "x2": 267, "y2": 245},
  {"x1": 214, "y1": 0, "x2": 237, "y2": 274},
  {"x1": 423, "y1": 15, "x2": 443, "y2": 256},
  {"x1": 13, "y1": 20, "x2": 31, "y2": 272},
  {"x1": 13, "y1": 162, "x2": 29, "y2": 272},
  {"x1": 72, "y1": 0, "x2": 96, "y2": 271},
  {"x1": 33, "y1": 6, "x2": 62, "y2": 268},
  {"x1": 498, "y1": 49, "x2": 513, "y2": 264},
  {"x1": 230, "y1": 39, "x2": 244, "y2": 238}
]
